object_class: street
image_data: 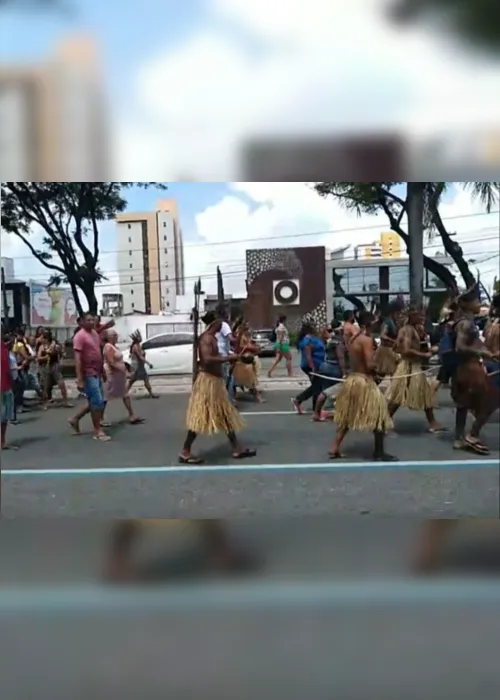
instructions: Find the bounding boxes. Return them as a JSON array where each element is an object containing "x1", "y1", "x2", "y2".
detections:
[{"x1": 2, "y1": 389, "x2": 499, "y2": 517}]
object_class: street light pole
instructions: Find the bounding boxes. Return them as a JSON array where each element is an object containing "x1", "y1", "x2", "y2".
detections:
[{"x1": 407, "y1": 182, "x2": 425, "y2": 308}]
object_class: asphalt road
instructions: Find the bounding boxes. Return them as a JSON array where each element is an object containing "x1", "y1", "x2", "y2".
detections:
[{"x1": 2, "y1": 390, "x2": 499, "y2": 517}]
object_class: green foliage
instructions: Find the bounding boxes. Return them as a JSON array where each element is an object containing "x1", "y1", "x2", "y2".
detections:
[
  {"x1": 1, "y1": 182, "x2": 167, "y2": 315},
  {"x1": 314, "y1": 181, "x2": 499, "y2": 291}
]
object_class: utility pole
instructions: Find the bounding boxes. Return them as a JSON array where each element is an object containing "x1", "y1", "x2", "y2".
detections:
[
  {"x1": 407, "y1": 182, "x2": 425, "y2": 308},
  {"x1": 1, "y1": 266, "x2": 10, "y2": 330}
]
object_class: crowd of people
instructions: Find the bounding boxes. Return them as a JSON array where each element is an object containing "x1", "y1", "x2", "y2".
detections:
[{"x1": 1, "y1": 288, "x2": 499, "y2": 458}]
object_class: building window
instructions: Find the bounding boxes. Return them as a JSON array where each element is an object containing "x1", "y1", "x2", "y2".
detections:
[
  {"x1": 129, "y1": 263, "x2": 133, "y2": 268},
  {"x1": 129, "y1": 251, "x2": 132, "y2": 256},
  {"x1": 388, "y1": 266, "x2": 409, "y2": 292},
  {"x1": 333, "y1": 266, "x2": 379, "y2": 294},
  {"x1": 164, "y1": 248, "x2": 168, "y2": 253},
  {"x1": 163, "y1": 222, "x2": 167, "y2": 227},
  {"x1": 128, "y1": 237, "x2": 131, "y2": 243},
  {"x1": 164, "y1": 235, "x2": 167, "y2": 241},
  {"x1": 130, "y1": 289, "x2": 134, "y2": 295},
  {"x1": 166, "y1": 301, "x2": 170, "y2": 307},
  {"x1": 130, "y1": 276, "x2": 134, "y2": 281},
  {"x1": 165, "y1": 275, "x2": 169, "y2": 280},
  {"x1": 127, "y1": 224, "x2": 131, "y2": 229},
  {"x1": 131, "y1": 302, "x2": 134, "y2": 309}
]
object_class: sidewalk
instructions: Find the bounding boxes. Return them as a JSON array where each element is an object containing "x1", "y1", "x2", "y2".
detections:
[{"x1": 63, "y1": 374, "x2": 309, "y2": 397}]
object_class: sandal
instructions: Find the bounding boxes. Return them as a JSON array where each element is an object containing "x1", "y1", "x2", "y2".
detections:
[
  {"x1": 232, "y1": 448, "x2": 257, "y2": 459},
  {"x1": 178, "y1": 455, "x2": 204, "y2": 465},
  {"x1": 129, "y1": 417, "x2": 145, "y2": 425},
  {"x1": 100, "y1": 421, "x2": 112, "y2": 428},
  {"x1": 428, "y1": 427, "x2": 449, "y2": 434},
  {"x1": 464, "y1": 437, "x2": 490, "y2": 455},
  {"x1": 373, "y1": 453, "x2": 399, "y2": 462},
  {"x1": 93, "y1": 434, "x2": 111, "y2": 442},
  {"x1": 328, "y1": 452, "x2": 345, "y2": 460}
]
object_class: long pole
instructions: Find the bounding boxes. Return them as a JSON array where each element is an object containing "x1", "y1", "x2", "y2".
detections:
[
  {"x1": 1, "y1": 266, "x2": 10, "y2": 330},
  {"x1": 191, "y1": 278, "x2": 202, "y2": 385},
  {"x1": 407, "y1": 182, "x2": 425, "y2": 308}
]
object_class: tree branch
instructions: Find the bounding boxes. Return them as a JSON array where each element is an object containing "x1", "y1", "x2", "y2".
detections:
[{"x1": 10, "y1": 231, "x2": 66, "y2": 275}]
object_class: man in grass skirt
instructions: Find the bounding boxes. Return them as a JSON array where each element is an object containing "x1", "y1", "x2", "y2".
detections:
[
  {"x1": 328, "y1": 311, "x2": 397, "y2": 461},
  {"x1": 179, "y1": 311, "x2": 257, "y2": 464}
]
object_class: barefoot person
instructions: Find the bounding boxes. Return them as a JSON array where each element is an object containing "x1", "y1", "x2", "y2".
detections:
[
  {"x1": 267, "y1": 315, "x2": 293, "y2": 378},
  {"x1": 451, "y1": 285, "x2": 498, "y2": 454},
  {"x1": 179, "y1": 311, "x2": 256, "y2": 464},
  {"x1": 385, "y1": 307, "x2": 446, "y2": 434},
  {"x1": 484, "y1": 293, "x2": 500, "y2": 408},
  {"x1": 69, "y1": 312, "x2": 110, "y2": 441},
  {"x1": 103, "y1": 329, "x2": 144, "y2": 425},
  {"x1": 127, "y1": 330, "x2": 157, "y2": 398},
  {"x1": 328, "y1": 311, "x2": 397, "y2": 461}
]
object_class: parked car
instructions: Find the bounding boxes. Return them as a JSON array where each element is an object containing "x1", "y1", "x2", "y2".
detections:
[
  {"x1": 122, "y1": 331, "x2": 194, "y2": 375},
  {"x1": 251, "y1": 329, "x2": 276, "y2": 357}
]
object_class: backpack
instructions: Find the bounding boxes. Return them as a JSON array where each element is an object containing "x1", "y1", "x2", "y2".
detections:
[{"x1": 270, "y1": 328, "x2": 277, "y2": 343}]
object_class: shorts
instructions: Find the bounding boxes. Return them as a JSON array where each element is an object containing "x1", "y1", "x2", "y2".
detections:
[
  {"x1": 1, "y1": 390, "x2": 15, "y2": 423},
  {"x1": 24, "y1": 370, "x2": 41, "y2": 392},
  {"x1": 274, "y1": 342, "x2": 290, "y2": 354},
  {"x1": 83, "y1": 375, "x2": 105, "y2": 411}
]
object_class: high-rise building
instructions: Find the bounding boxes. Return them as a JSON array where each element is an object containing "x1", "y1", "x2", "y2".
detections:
[
  {"x1": 355, "y1": 232, "x2": 401, "y2": 260},
  {"x1": 0, "y1": 35, "x2": 108, "y2": 181},
  {"x1": 116, "y1": 199, "x2": 185, "y2": 315}
]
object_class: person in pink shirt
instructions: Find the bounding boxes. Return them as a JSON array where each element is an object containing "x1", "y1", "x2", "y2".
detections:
[{"x1": 69, "y1": 312, "x2": 110, "y2": 441}]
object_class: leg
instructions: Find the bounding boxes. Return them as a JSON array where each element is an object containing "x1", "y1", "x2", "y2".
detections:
[
  {"x1": 100, "y1": 401, "x2": 112, "y2": 428},
  {"x1": 227, "y1": 429, "x2": 256, "y2": 459},
  {"x1": 179, "y1": 430, "x2": 204, "y2": 464},
  {"x1": 69, "y1": 402, "x2": 91, "y2": 434},
  {"x1": 57, "y1": 377, "x2": 72, "y2": 407},
  {"x1": 284, "y1": 351, "x2": 293, "y2": 378},
  {"x1": 312, "y1": 392, "x2": 327, "y2": 421},
  {"x1": 198, "y1": 520, "x2": 258, "y2": 573},
  {"x1": 465, "y1": 404, "x2": 495, "y2": 454},
  {"x1": 424, "y1": 408, "x2": 446, "y2": 433},
  {"x1": 85, "y1": 377, "x2": 109, "y2": 441},
  {"x1": 267, "y1": 351, "x2": 282, "y2": 378},
  {"x1": 413, "y1": 519, "x2": 455, "y2": 573},
  {"x1": 454, "y1": 406, "x2": 468, "y2": 449},
  {"x1": 329, "y1": 426, "x2": 348, "y2": 458},
  {"x1": 292, "y1": 372, "x2": 314, "y2": 413},
  {"x1": 373, "y1": 430, "x2": 398, "y2": 461},
  {"x1": 143, "y1": 377, "x2": 157, "y2": 397},
  {"x1": 123, "y1": 395, "x2": 144, "y2": 424},
  {"x1": 104, "y1": 520, "x2": 142, "y2": 582}
]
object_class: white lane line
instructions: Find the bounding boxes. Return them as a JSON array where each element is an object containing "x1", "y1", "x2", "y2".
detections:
[
  {"x1": 2, "y1": 459, "x2": 498, "y2": 477},
  {"x1": 1, "y1": 581, "x2": 499, "y2": 612}
]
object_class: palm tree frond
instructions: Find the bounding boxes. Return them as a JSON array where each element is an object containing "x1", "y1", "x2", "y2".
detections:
[{"x1": 465, "y1": 181, "x2": 500, "y2": 213}]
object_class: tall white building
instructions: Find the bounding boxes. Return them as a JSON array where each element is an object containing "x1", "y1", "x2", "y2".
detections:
[{"x1": 115, "y1": 199, "x2": 185, "y2": 315}]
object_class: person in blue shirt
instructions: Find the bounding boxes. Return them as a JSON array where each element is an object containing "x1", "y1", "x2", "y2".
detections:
[{"x1": 291, "y1": 322, "x2": 326, "y2": 414}]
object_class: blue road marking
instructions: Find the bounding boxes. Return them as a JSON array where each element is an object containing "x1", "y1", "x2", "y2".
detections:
[{"x1": 2, "y1": 459, "x2": 498, "y2": 477}]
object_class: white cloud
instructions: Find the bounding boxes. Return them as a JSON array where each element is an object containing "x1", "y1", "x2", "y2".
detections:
[
  {"x1": 118, "y1": 0, "x2": 500, "y2": 178},
  {"x1": 186, "y1": 182, "x2": 500, "y2": 296}
]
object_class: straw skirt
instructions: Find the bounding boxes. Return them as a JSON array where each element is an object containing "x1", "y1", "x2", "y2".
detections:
[
  {"x1": 373, "y1": 345, "x2": 399, "y2": 377},
  {"x1": 232, "y1": 360, "x2": 258, "y2": 389},
  {"x1": 334, "y1": 373, "x2": 393, "y2": 432},
  {"x1": 186, "y1": 371, "x2": 244, "y2": 435},
  {"x1": 385, "y1": 359, "x2": 434, "y2": 410}
]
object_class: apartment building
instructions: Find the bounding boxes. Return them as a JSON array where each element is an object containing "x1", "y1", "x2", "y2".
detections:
[
  {"x1": 354, "y1": 232, "x2": 401, "y2": 260},
  {"x1": 0, "y1": 35, "x2": 108, "y2": 181},
  {"x1": 116, "y1": 199, "x2": 185, "y2": 315}
]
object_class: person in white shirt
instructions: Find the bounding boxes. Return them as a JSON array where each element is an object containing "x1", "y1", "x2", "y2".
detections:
[{"x1": 215, "y1": 306, "x2": 236, "y2": 400}]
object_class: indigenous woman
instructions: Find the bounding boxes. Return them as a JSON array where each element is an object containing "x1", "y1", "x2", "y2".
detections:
[
  {"x1": 373, "y1": 301, "x2": 402, "y2": 377},
  {"x1": 231, "y1": 320, "x2": 263, "y2": 402},
  {"x1": 484, "y1": 293, "x2": 500, "y2": 407},
  {"x1": 328, "y1": 311, "x2": 397, "y2": 461},
  {"x1": 385, "y1": 307, "x2": 446, "y2": 433},
  {"x1": 103, "y1": 329, "x2": 144, "y2": 425},
  {"x1": 127, "y1": 330, "x2": 157, "y2": 398},
  {"x1": 451, "y1": 285, "x2": 498, "y2": 454}
]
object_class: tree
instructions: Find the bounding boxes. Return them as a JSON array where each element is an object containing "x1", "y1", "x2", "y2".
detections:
[
  {"x1": 1, "y1": 182, "x2": 167, "y2": 316},
  {"x1": 494, "y1": 276, "x2": 500, "y2": 294},
  {"x1": 389, "y1": 0, "x2": 500, "y2": 55},
  {"x1": 314, "y1": 181, "x2": 499, "y2": 291}
]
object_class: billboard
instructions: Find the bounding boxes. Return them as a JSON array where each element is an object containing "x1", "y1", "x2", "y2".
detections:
[{"x1": 30, "y1": 283, "x2": 78, "y2": 327}]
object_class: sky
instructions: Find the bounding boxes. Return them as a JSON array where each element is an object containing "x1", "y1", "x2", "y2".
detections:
[
  {"x1": 1, "y1": 0, "x2": 500, "y2": 179},
  {"x1": 2, "y1": 182, "x2": 499, "y2": 312}
]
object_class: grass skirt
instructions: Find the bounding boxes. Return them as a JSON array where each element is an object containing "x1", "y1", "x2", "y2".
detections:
[
  {"x1": 186, "y1": 371, "x2": 244, "y2": 435},
  {"x1": 385, "y1": 359, "x2": 434, "y2": 410},
  {"x1": 334, "y1": 373, "x2": 393, "y2": 433},
  {"x1": 374, "y1": 345, "x2": 399, "y2": 377},
  {"x1": 232, "y1": 360, "x2": 258, "y2": 389}
]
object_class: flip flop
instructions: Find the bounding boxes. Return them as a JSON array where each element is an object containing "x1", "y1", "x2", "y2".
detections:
[
  {"x1": 129, "y1": 417, "x2": 145, "y2": 425},
  {"x1": 428, "y1": 427, "x2": 449, "y2": 434},
  {"x1": 328, "y1": 452, "x2": 345, "y2": 460},
  {"x1": 1, "y1": 444, "x2": 19, "y2": 450},
  {"x1": 178, "y1": 455, "x2": 204, "y2": 465},
  {"x1": 68, "y1": 421, "x2": 81, "y2": 435},
  {"x1": 93, "y1": 434, "x2": 111, "y2": 442},
  {"x1": 464, "y1": 437, "x2": 490, "y2": 455},
  {"x1": 373, "y1": 453, "x2": 399, "y2": 462},
  {"x1": 232, "y1": 448, "x2": 257, "y2": 459},
  {"x1": 100, "y1": 421, "x2": 112, "y2": 428}
]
